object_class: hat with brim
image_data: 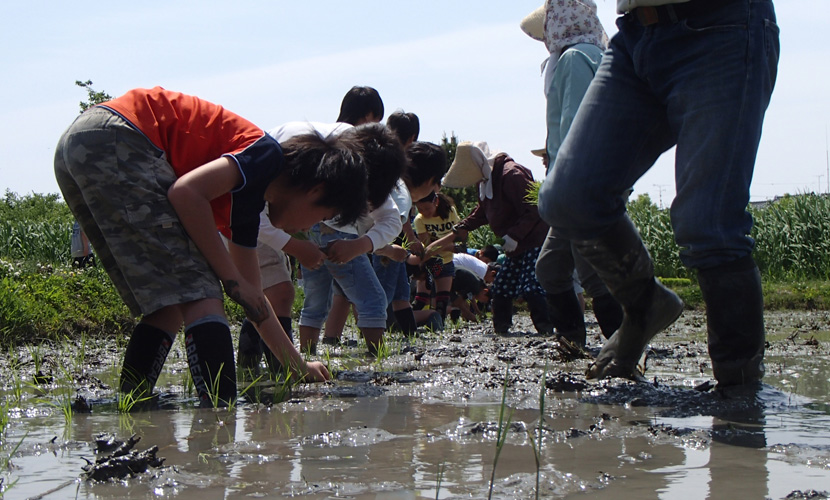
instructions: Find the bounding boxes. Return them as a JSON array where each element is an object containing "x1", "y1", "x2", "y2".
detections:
[
  {"x1": 531, "y1": 147, "x2": 547, "y2": 157},
  {"x1": 520, "y1": 4, "x2": 545, "y2": 42},
  {"x1": 443, "y1": 141, "x2": 490, "y2": 189}
]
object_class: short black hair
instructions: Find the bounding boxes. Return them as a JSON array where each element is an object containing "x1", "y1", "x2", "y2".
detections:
[
  {"x1": 337, "y1": 86, "x2": 384, "y2": 125},
  {"x1": 340, "y1": 123, "x2": 407, "y2": 209},
  {"x1": 480, "y1": 245, "x2": 500, "y2": 263},
  {"x1": 386, "y1": 111, "x2": 420, "y2": 145},
  {"x1": 405, "y1": 141, "x2": 448, "y2": 191},
  {"x1": 278, "y1": 132, "x2": 368, "y2": 226}
]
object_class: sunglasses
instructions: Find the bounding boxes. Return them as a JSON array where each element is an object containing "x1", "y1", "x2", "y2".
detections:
[{"x1": 415, "y1": 191, "x2": 437, "y2": 203}]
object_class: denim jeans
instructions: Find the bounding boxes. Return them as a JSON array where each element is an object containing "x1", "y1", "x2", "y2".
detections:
[
  {"x1": 299, "y1": 224, "x2": 388, "y2": 329},
  {"x1": 373, "y1": 258, "x2": 411, "y2": 305},
  {"x1": 538, "y1": 0, "x2": 779, "y2": 270}
]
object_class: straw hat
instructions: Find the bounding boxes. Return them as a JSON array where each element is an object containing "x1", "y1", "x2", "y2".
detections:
[
  {"x1": 531, "y1": 147, "x2": 547, "y2": 157},
  {"x1": 520, "y1": 4, "x2": 545, "y2": 42},
  {"x1": 443, "y1": 141, "x2": 495, "y2": 189}
]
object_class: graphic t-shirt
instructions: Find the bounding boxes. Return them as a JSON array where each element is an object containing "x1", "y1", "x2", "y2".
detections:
[{"x1": 413, "y1": 206, "x2": 460, "y2": 262}]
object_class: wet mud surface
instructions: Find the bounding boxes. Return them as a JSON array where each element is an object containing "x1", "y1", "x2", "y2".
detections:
[{"x1": 4, "y1": 310, "x2": 830, "y2": 498}]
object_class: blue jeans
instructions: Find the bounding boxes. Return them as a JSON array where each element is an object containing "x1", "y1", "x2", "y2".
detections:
[
  {"x1": 299, "y1": 224, "x2": 388, "y2": 329},
  {"x1": 538, "y1": 0, "x2": 779, "y2": 270},
  {"x1": 373, "y1": 257, "x2": 411, "y2": 305}
]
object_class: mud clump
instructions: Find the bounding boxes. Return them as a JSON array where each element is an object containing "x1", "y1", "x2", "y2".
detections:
[{"x1": 82, "y1": 433, "x2": 165, "y2": 482}]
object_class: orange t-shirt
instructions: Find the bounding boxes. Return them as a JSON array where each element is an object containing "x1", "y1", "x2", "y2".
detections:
[{"x1": 100, "y1": 87, "x2": 281, "y2": 246}]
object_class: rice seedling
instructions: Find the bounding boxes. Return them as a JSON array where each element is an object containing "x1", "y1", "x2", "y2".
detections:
[
  {"x1": 527, "y1": 363, "x2": 549, "y2": 500},
  {"x1": 116, "y1": 387, "x2": 155, "y2": 413},
  {"x1": 435, "y1": 461, "x2": 446, "y2": 500},
  {"x1": 488, "y1": 365, "x2": 514, "y2": 500},
  {"x1": 0, "y1": 399, "x2": 10, "y2": 438},
  {"x1": 373, "y1": 339, "x2": 395, "y2": 370},
  {"x1": 204, "y1": 363, "x2": 233, "y2": 409}
]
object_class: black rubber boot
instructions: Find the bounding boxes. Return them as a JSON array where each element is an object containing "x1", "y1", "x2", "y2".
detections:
[
  {"x1": 435, "y1": 292, "x2": 450, "y2": 321},
  {"x1": 236, "y1": 319, "x2": 263, "y2": 377},
  {"x1": 263, "y1": 316, "x2": 294, "y2": 378},
  {"x1": 697, "y1": 256, "x2": 765, "y2": 387},
  {"x1": 491, "y1": 295, "x2": 513, "y2": 334},
  {"x1": 545, "y1": 289, "x2": 586, "y2": 345},
  {"x1": 571, "y1": 216, "x2": 684, "y2": 380},
  {"x1": 591, "y1": 293, "x2": 624, "y2": 340},
  {"x1": 393, "y1": 307, "x2": 418, "y2": 338},
  {"x1": 523, "y1": 292, "x2": 555, "y2": 337},
  {"x1": 184, "y1": 320, "x2": 237, "y2": 408},
  {"x1": 120, "y1": 323, "x2": 175, "y2": 398}
]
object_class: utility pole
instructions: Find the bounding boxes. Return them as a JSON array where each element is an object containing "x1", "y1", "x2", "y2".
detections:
[{"x1": 653, "y1": 184, "x2": 666, "y2": 209}]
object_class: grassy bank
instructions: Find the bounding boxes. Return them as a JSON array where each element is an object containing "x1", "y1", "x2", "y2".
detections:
[{"x1": 2, "y1": 191, "x2": 830, "y2": 342}]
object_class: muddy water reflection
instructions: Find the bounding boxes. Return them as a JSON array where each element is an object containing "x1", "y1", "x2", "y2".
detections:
[{"x1": 6, "y1": 382, "x2": 830, "y2": 499}]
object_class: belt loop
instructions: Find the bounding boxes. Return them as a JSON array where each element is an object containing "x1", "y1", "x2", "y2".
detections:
[{"x1": 666, "y1": 4, "x2": 679, "y2": 23}]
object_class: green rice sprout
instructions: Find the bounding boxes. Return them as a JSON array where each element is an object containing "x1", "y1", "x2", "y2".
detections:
[{"x1": 488, "y1": 365, "x2": 514, "y2": 500}]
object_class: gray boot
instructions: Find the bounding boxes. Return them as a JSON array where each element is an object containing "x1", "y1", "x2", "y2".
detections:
[
  {"x1": 571, "y1": 216, "x2": 684, "y2": 380},
  {"x1": 545, "y1": 289, "x2": 587, "y2": 346},
  {"x1": 697, "y1": 256, "x2": 765, "y2": 387}
]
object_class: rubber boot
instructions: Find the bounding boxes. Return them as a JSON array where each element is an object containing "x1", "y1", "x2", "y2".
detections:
[
  {"x1": 393, "y1": 307, "x2": 418, "y2": 338},
  {"x1": 591, "y1": 293, "x2": 624, "y2": 340},
  {"x1": 236, "y1": 319, "x2": 263, "y2": 377},
  {"x1": 491, "y1": 295, "x2": 513, "y2": 334},
  {"x1": 545, "y1": 289, "x2": 586, "y2": 345},
  {"x1": 184, "y1": 319, "x2": 237, "y2": 408},
  {"x1": 522, "y1": 292, "x2": 554, "y2": 337},
  {"x1": 697, "y1": 256, "x2": 765, "y2": 387},
  {"x1": 435, "y1": 291, "x2": 451, "y2": 321},
  {"x1": 571, "y1": 216, "x2": 684, "y2": 380},
  {"x1": 263, "y1": 316, "x2": 293, "y2": 378},
  {"x1": 120, "y1": 323, "x2": 175, "y2": 398}
]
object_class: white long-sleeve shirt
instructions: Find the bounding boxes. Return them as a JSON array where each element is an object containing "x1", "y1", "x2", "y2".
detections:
[{"x1": 259, "y1": 120, "x2": 402, "y2": 252}]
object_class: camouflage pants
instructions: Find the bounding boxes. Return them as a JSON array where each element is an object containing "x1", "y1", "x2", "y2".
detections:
[{"x1": 54, "y1": 108, "x2": 223, "y2": 317}]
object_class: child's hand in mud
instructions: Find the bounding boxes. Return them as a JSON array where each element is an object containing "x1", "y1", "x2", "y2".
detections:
[
  {"x1": 283, "y1": 238, "x2": 326, "y2": 270},
  {"x1": 302, "y1": 361, "x2": 331, "y2": 382}
]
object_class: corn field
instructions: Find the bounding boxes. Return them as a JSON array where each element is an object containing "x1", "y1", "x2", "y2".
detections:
[
  {"x1": 3, "y1": 192, "x2": 830, "y2": 282},
  {"x1": 628, "y1": 193, "x2": 830, "y2": 281},
  {"x1": 0, "y1": 220, "x2": 73, "y2": 263}
]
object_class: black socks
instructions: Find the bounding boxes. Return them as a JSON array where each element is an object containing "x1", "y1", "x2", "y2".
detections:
[
  {"x1": 120, "y1": 322, "x2": 175, "y2": 398},
  {"x1": 185, "y1": 318, "x2": 236, "y2": 408}
]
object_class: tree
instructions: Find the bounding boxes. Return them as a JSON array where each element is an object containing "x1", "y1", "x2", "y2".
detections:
[
  {"x1": 75, "y1": 80, "x2": 113, "y2": 113},
  {"x1": 438, "y1": 132, "x2": 500, "y2": 249}
]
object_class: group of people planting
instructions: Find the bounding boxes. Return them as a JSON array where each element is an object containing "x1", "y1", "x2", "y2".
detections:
[{"x1": 54, "y1": 0, "x2": 779, "y2": 407}]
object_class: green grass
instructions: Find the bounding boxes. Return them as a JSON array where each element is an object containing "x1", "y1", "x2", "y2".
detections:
[{"x1": 4, "y1": 191, "x2": 830, "y2": 346}]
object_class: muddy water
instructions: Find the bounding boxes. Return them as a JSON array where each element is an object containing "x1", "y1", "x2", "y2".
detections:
[{"x1": 4, "y1": 311, "x2": 830, "y2": 499}]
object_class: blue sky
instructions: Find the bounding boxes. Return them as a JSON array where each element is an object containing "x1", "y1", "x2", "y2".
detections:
[{"x1": 1, "y1": 1, "x2": 827, "y2": 206}]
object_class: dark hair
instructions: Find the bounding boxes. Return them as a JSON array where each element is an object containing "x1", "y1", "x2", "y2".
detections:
[
  {"x1": 480, "y1": 244, "x2": 500, "y2": 263},
  {"x1": 340, "y1": 123, "x2": 407, "y2": 209},
  {"x1": 435, "y1": 192, "x2": 455, "y2": 220},
  {"x1": 337, "y1": 86, "x2": 384, "y2": 125},
  {"x1": 386, "y1": 111, "x2": 420, "y2": 145},
  {"x1": 405, "y1": 141, "x2": 448, "y2": 191},
  {"x1": 278, "y1": 132, "x2": 368, "y2": 226}
]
